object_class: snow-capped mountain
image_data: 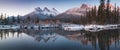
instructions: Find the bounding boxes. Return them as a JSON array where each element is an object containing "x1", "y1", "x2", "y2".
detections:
[
  {"x1": 24, "y1": 7, "x2": 59, "y2": 20},
  {"x1": 56, "y1": 4, "x2": 92, "y2": 19},
  {"x1": 42, "y1": 7, "x2": 59, "y2": 16},
  {"x1": 65, "y1": 4, "x2": 92, "y2": 16}
]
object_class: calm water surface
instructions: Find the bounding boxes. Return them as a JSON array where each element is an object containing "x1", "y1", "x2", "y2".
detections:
[{"x1": 0, "y1": 29, "x2": 120, "y2": 50}]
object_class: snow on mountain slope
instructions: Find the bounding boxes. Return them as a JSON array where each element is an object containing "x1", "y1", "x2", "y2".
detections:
[
  {"x1": 24, "y1": 7, "x2": 59, "y2": 19},
  {"x1": 65, "y1": 4, "x2": 92, "y2": 16},
  {"x1": 56, "y1": 4, "x2": 92, "y2": 19},
  {"x1": 42, "y1": 7, "x2": 59, "y2": 16}
]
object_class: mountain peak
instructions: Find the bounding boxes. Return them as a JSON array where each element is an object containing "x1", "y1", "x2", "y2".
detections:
[
  {"x1": 52, "y1": 8, "x2": 57, "y2": 11},
  {"x1": 105, "y1": 4, "x2": 114, "y2": 9},
  {"x1": 43, "y1": 7, "x2": 50, "y2": 12},
  {"x1": 25, "y1": 7, "x2": 60, "y2": 20},
  {"x1": 80, "y1": 4, "x2": 91, "y2": 9},
  {"x1": 35, "y1": 7, "x2": 42, "y2": 12}
]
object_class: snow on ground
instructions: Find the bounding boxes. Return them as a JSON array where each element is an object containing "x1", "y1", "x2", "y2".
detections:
[
  {"x1": 61, "y1": 23, "x2": 84, "y2": 31},
  {"x1": 0, "y1": 24, "x2": 119, "y2": 32},
  {"x1": 0, "y1": 25, "x2": 20, "y2": 29}
]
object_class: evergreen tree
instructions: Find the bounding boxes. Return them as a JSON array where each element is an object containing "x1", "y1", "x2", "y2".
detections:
[
  {"x1": 106, "y1": 0, "x2": 110, "y2": 24},
  {"x1": 0, "y1": 13, "x2": 3, "y2": 20},
  {"x1": 0, "y1": 13, "x2": 3, "y2": 24},
  {"x1": 17, "y1": 15, "x2": 20, "y2": 24},
  {"x1": 35, "y1": 17, "x2": 40, "y2": 24},
  {"x1": 7, "y1": 17, "x2": 9, "y2": 24},
  {"x1": 26, "y1": 16, "x2": 31, "y2": 24},
  {"x1": 3, "y1": 13, "x2": 7, "y2": 25},
  {"x1": 116, "y1": 6, "x2": 119, "y2": 24},
  {"x1": 12, "y1": 16, "x2": 15, "y2": 24},
  {"x1": 98, "y1": 0, "x2": 105, "y2": 24}
]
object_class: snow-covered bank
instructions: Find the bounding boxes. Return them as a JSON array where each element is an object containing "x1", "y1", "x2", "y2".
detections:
[
  {"x1": 61, "y1": 24, "x2": 120, "y2": 32},
  {"x1": 0, "y1": 25, "x2": 20, "y2": 29},
  {"x1": 23, "y1": 24, "x2": 59, "y2": 30},
  {"x1": 84, "y1": 24, "x2": 120, "y2": 32},
  {"x1": 84, "y1": 25, "x2": 104, "y2": 32},
  {"x1": 61, "y1": 23, "x2": 84, "y2": 31},
  {"x1": 0, "y1": 24, "x2": 119, "y2": 32}
]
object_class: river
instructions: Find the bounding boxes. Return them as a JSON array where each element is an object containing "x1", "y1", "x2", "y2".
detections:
[{"x1": 0, "y1": 29, "x2": 120, "y2": 50}]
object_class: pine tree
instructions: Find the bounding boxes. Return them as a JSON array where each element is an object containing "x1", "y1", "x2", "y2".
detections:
[
  {"x1": 106, "y1": 0, "x2": 110, "y2": 24},
  {"x1": 98, "y1": 0, "x2": 105, "y2": 24},
  {"x1": 12, "y1": 16, "x2": 15, "y2": 24},
  {"x1": 7, "y1": 17, "x2": 10, "y2": 24},
  {"x1": 4, "y1": 13, "x2": 7, "y2": 25},
  {"x1": 26, "y1": 16, "x2": 31, "y2": 24},
  {"x1": 117, "y1": 7, "x2": 120, "y2": 24},
  {"x1": 0, "y1": 13, "x2": 3, "y2": 24},
  {"x1": 114, "y1": 3, "x2": 117, "y2": 24},
  {"x1": 35, "y1": 16, "x2": 39, "y2": 24},
  {"x1": 94, "y1": 6, "x2": 97, "y2": 22},
  {"x1": 0, "y1": 13, "x2": 3, "y2": 20},
  {"x1": 17, "y1": 15, "x2": 20, "y2": 24}
]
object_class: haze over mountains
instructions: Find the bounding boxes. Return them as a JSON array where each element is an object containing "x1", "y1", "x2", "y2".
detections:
[
  {"x1": 23, "y1": 4, "x2": 92, "y2": 20},
  {"x1": 23, "y1": 3, "x2": 120, "y2": 20}
]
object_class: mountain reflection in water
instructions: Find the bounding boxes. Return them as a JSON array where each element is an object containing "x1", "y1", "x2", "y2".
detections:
[{"x1": 0, "y1": 29, "x2": 120, "y2": 50}]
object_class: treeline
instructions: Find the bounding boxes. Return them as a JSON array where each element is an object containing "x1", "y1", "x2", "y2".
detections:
[
  {"x1": 0, "y1": 14, "x2": 57, "y2": 25},
  {"x1": 86, "y1": 0, "x2": 120, "y2": 24},
  {"x1": 0, "y1": 0, "x2": 120, "y2": 25},
  {"x1": 0, "y1": 14, "x2": 22, "y2": 25},
  {"x1": 0, "y1": 13, "x2": 8, "y2": 25},
  {"x1": 57, "y1": 0, "x2": 120, "y2": 24}
]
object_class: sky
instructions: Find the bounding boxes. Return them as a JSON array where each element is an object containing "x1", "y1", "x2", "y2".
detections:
[{"x1": 0, "y1": 0, "x2": 120, "y2": 16}]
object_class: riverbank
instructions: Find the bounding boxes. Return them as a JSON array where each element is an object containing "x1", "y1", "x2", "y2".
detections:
[{"x1": 0, "y1": 24, "x2": 120, "y2": 32}]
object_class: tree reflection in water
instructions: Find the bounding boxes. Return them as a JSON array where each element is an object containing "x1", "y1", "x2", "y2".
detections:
[
  {"x1": 0, "y1": 29, "x2": 119, "y2": 50},
  {"x1": 59, "y1": 29, "x2": 120, "y2": 50}
]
